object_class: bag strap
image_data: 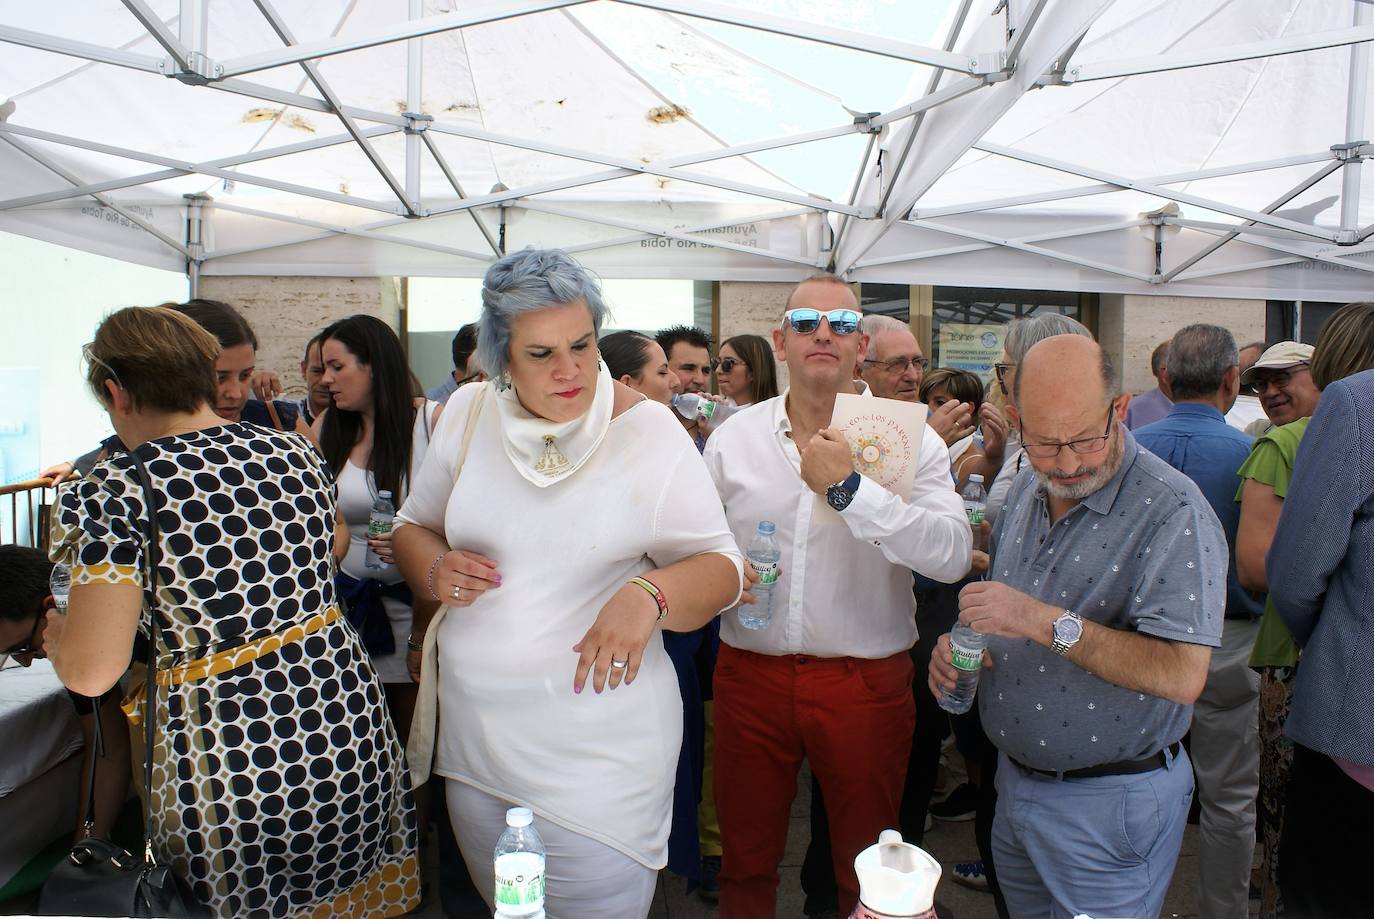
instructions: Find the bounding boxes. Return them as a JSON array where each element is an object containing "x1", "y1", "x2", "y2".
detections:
[
  {"x1": 406, "y1": 382, "x2": 486, "y2": 787},
  {"x1": 264, "y1": 399, "x2": 285, "y2": 431},
  {"x1": 126, "y1": 448, "x2": 164, "y2": 868},
  {"x1": 77, "y1": 686, "x2": 105, "y2": 838}
]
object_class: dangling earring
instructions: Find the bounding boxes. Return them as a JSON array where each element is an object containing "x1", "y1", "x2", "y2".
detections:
[{"x1": 498, "y1": 370, "x2": 512, "y2": 391}]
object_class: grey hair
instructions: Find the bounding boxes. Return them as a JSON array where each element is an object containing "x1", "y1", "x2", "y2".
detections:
[
  {"x1": 1004, "y1": 313, "x2": 1092, "y2": 362},
  {"x1": 477, "y1": 248, "x2": 609, "y2": 380},
  {"x1": 860, "y1": 314, "x2": 913, "y2": 360},
  {"x1": 1164, "y1": 324, "x2": 1237, "y2": 400}
]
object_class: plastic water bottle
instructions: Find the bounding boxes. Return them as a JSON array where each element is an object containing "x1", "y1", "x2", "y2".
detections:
[
  {"x1": 672, "y1": 393, "x2": 740, "y2": 432},
  {"x1": 363, "y1": 490, "x2": 395, "y2": 570},
  {"x1": 962, "y1": 474, "x2": 987, "y2": 552},
  {"x1": 49, "y1": 563, "x2": 71, "y2": 612},
  {"x1": 740, "y1": 521, "x2": 780, "y2": 630},
  {"x1": 939, "y1": 622, "x2": 988, "y2": 715},
  {"x1": 494, "y1": 806, "x2": 546, "y2": 918}
]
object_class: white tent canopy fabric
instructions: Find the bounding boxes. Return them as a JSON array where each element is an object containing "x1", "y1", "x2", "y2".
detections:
[{"x1": 1, "y1": 0, "x2": 1372, "y2": 299}]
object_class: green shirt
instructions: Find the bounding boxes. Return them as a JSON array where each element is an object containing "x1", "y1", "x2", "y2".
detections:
[{"x1": 1235, "y1": 416, "x2": 1311, "y2": 668}]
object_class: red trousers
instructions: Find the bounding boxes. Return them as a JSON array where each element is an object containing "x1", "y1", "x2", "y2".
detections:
[{"x1": 713, "y1": 644, "x2": 915, "y2": 918}]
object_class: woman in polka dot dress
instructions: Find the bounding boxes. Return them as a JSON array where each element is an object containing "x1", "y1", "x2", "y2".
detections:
[{"x1": 43, "y1": 306, "x2": 420, "y2": 919}]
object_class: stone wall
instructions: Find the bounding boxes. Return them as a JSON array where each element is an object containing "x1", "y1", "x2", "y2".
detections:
[
  {"x1": 197, "y1": 276, "x2": 402, "y2": 398},
  {"x1": 1097, "y1": 294, "x2": 1267, "y2": 395}
]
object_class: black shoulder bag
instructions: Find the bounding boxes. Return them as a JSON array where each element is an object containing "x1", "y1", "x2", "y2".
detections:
[{"x1": 37, "y1": 449, "x2": 209, "y2": 918}]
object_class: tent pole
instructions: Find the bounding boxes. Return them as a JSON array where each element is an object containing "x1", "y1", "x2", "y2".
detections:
[
  {"x1": 405, "y1": 0, "x2": 424, "y2": 215},
  {"x1": 974, "y1": 141, "x2": 1343, "y2": 242},
  {"x1": 179, "y1": 0, "x2": 208, "y2": 58},
  {"x1": 185, "y1": 193, "x2": 208, "y2": 298},
  {"x1": 1065, "y1": 23, "x2": 1374, "y2": 83},
  {"x1": 1339, "y1": 1, "x2": 1371, "y2": 241},
  {"x1": 915, "y1": 150, "x2": 1336, "y2": 220}
]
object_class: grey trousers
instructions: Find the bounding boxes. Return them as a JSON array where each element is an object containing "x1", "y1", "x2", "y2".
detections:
[
  {"x1": 1191, "y1": 617, "x2": 1261, "y2": 919},
  {"x1": 446, "y1": 779, "x2": 659, "y2": 919}
]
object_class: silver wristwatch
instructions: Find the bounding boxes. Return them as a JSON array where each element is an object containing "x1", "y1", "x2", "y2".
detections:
[{"x1": 1051, "y1": 610, "x2": 1083, "y2": 656}]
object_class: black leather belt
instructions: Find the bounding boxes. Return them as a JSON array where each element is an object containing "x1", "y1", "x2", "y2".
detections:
[{"x1": 1011, "y1": 741, "x2": 1182, "y2": 780}]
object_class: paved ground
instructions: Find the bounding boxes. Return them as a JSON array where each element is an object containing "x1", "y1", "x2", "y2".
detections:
[
  {"x1": 2, "y1": 762, "x2": 1258, "y2": 919},
  {"x1": 408, "y1": 759, "x2": 1260, "y2": 919}
]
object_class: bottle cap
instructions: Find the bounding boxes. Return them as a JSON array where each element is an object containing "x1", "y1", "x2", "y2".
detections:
[
  {"x1": 757, "y1": 521, "x2": 776, "y2": 535},
  {"x1": 378, "y1": 490, "x2": 393, "y2": 498},
  {"x1": 505, "y1": 806, "x2": 533, "y2": 828},
  {"x1": 968, "y1": 474, "x2": 983, "y2": 484}
]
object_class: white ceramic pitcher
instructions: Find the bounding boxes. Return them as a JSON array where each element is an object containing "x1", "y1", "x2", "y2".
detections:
[{"x1": 847, "y1": 829, "x2": 942, "y2": 919}]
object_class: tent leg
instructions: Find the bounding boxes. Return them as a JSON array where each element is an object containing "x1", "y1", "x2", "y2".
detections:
[
  {"x1": 185, "y1": 192, "x2": 209, "y2": 299},
  {"x1": 1339, "y1": 1, "x2": 1371, "y2": 242}
]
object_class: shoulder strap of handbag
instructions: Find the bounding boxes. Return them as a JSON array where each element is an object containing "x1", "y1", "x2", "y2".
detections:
[
  {"x1": 126, "y1": 448, "x2": 164, "y2": 868},
  {"x1": 264, "y1": 399, "x2": 285, "y2": 431},
  {"x1": 406, "y1": 382, "x2": 486, "y2": 787}
]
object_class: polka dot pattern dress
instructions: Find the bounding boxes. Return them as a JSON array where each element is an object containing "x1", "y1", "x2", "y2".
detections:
[{"x1": 50, "y1": 423, "x2": 420, "y2": 919}]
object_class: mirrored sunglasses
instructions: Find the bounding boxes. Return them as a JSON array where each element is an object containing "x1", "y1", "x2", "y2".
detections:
[{"x1": 784, "y1": 308, "x2": 861, "y2": 336}]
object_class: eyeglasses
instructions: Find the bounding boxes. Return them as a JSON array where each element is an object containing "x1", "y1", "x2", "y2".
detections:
[
  {"x1": 1, "y1": 612, "x2": 43, "y2": 665},
  {"x1": 784, "y1": 308, "x2": 861, "y2": 336},
  {"x1": 1251, "y1": 364, "x2": 1309, "y2": 393},
  {"x1": 993, "y1": 362, "x2": 1016, "y2": 382},
  {"x1": 1019, "y1": 403, "x2": 1116, "y2": 459},
  {"x1": 718, "y1": 357, "x2": 745, "y2": 373},
  {"x1": 863, "y1": 355, "x2": 929, "y2": 374}
]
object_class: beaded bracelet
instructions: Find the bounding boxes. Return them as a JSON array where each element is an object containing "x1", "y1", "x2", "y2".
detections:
[
  {"x1": 425, "y1": 553, "x2": 446, "y2": 603},
  {"x1": 629, "y1": 575, "x2": 668, "y2": 621},
  {"x1": 406, "y1": 637, "x2": 424, "y2": 653}
]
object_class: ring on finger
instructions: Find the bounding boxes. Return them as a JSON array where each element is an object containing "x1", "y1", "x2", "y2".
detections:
[
  {"x1": 610, "y1": 658, "x2": 628, "y2": 669},
  {"x1": 451, "y1": 586, "x2": 462, "y2": 602}
]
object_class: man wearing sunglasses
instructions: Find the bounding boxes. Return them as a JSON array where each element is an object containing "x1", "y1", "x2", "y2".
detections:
[
  {"x1": 930, "y1": 334, "x2": 1226, "y2": 919},
  {"x1": 703, "y1": 274, "x2": 971, "y2": 919}
]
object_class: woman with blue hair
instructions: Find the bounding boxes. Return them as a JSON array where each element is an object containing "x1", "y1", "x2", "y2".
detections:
[{"x1": 393, "y1": 248, "x2": 745, "y2": 917}]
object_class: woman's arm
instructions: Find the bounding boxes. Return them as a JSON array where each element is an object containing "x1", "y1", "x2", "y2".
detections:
[
  {"x1": 45, "y1": 582, "x2": 141, "y2": 697},
  {"x1": 1236, "y1": 478, "x2": 1282, "y2": 593},
  {"x1": 333, "y1": 509, "x2": 349, "y2": 562},
  {"x1": 573, "y1": 551, "x2": 740, "y2": 695}
]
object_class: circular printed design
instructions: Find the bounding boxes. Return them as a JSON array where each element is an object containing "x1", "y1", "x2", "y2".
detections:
[
  {"x1": 854, "y1": 433, "x2": 891, "y2": 475},
  {"x1": 51, "y1": 423, "x2": 419, "y2": 919}
]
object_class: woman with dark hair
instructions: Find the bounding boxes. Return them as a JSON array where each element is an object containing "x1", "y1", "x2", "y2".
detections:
[
  {"x1": 600, "y1": 330, "x2": 680, "y2": 405},
  {"x1": 920, "y1": 367, "x2": 988, "y2": 489},
  {"x1": 44, "y1": 306, "x2": 419, "y2": 918},
  {"x1": 313, "y1": 314, "x2": 441, "y2": 737},
  {"x1": 169, "y1": 299, "x2": 313, "y2": 436},
  {"x1": 717, "y1": 334, "x2": 778, "y2": 406}
]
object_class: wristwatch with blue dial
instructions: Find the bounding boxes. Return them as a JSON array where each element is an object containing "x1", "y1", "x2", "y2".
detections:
[
  {"x1": 1051, "y1": 610, "x2": 1083, "y2": 655},
  {"x1": 826, "y1": 471, "x2": 862, "y2": 512}
]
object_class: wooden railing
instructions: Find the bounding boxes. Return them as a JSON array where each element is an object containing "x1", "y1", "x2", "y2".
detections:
[{"x1": 0, "y1": 476, "x2": 61, "y2": 551}]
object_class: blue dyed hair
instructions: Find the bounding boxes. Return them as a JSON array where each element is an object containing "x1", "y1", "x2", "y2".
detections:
[{"x1": 477, "y1": 248, "x2": 609, "y2": 380}]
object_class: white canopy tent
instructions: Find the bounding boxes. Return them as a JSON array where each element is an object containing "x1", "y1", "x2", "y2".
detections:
[{"x1": 1, "y1": 0, "x2": 1372, "y2": 300}]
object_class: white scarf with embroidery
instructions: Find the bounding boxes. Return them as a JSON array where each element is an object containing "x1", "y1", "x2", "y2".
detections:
[{"x1": 493, "y1": 361, "x2": 613, "y2": 487}]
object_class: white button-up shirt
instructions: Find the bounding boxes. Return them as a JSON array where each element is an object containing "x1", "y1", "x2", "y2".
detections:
[{"x1": 702, "y1": 390, "x2": 972, "y2": 659}]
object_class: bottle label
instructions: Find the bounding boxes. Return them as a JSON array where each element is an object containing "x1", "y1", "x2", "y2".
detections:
[
  {"x1": 699, "y1": 400, "x2": 717, "y2": 421},
  {"x1": 965, "y1": 507, "x2": 985, "y2": 526},
  {"x1": 494, "y1": 853, "x2": 545, "y2": 907},
  {"x1": 950, "y1": 642, "x2": 984, "y2": 672},
  {"x1": 750, "y1": 560, "x2": 779, "y2": 585},
  {"x1": 368, "y1": 517, "x2": 392, "y2": 537}
]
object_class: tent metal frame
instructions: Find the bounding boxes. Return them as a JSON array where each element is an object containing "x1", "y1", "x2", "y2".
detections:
[{"x1": 0, "y1": 0, "x2": 1371, "y2": 290}]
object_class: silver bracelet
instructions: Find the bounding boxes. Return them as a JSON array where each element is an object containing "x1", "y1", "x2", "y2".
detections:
[{"x1": 425, "y1": 552, "x2": 446, "y2": 602}]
